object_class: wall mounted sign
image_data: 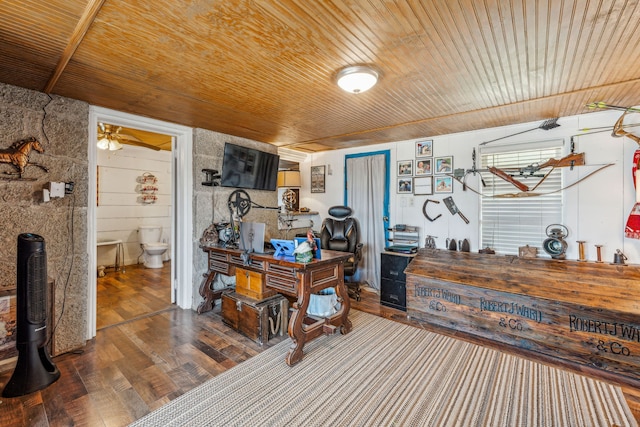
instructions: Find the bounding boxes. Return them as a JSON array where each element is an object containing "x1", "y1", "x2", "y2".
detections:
[{"x1": 311, "y1": 165, "x2": 325, "y2": 193}]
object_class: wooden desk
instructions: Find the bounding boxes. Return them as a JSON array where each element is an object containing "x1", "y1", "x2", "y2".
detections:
[{"x1": 199, "y1": 245, "x2": 352, "y2": 365}]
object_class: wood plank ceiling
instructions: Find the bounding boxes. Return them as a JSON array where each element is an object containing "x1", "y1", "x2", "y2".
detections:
[{"x1": 1, "y1": 0, "x2": 639, "y2": 153}]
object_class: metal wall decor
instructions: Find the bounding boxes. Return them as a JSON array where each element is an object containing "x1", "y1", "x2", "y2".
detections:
[
  {"x1": 138, "y1": 172, "x2": 158, "y2": 204},
  {"x1": 0, "y1": 137, "x2": 48, "y2": 180}
]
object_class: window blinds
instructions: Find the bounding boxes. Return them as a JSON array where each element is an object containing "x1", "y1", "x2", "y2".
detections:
[{"x1": 480, "y1": 141, "x2": 563, "y2": 256}]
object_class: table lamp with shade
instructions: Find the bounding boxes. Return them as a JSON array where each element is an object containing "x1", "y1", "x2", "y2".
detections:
[{"x1": 277, "y1": 170, "x2": 301, "y2": 212}]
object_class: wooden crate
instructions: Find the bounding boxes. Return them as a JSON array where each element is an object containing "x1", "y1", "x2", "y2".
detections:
[
  {"x1": 405, "y1": 248, "x2": 640, "y2": 387},
  {"x1": 221, "y1": 292, "x2": 288, "y2": 345},
  {"x1": 235, "y1": 267, "x2": 276, "y2": 300}
]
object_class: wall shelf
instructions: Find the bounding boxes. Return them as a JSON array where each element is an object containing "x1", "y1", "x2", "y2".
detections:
[
  {"x1": 386, "y1": 225, "x2": 419, "y2": 253},
  {"x1": 278, "y1": 211, "x2": 319, "y2": 231}
]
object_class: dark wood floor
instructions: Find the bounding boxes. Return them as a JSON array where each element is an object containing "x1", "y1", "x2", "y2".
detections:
[
  {"x1": 2, "y1": 265, "x2": 638, "y2": 425},
  {"x1": 0, "y1": 264, "x2": 408, "y2": 427}
]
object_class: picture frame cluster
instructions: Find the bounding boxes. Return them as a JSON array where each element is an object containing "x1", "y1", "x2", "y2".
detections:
[{"x1": 396, "y1": 140, "x2": 453, "y2": 194}]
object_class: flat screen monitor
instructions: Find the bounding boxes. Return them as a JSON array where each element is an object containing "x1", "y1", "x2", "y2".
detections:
[{"x1": 220, "y1": 143, "x2": 280, "y2": 191}]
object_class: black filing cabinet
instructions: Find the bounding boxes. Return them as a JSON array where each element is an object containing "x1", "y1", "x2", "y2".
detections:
[{"x1": 380, "y1": 252, "x2": 415, "y2": 311}]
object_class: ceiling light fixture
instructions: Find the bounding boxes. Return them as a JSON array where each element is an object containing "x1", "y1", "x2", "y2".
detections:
[
  {"x1": 97, "y1": 122, "x2": 123, "y2": 151},
  {"x1": 336, "y1": 65, "x2": 378, "y2": 94},
  {"x1": 97, "y1": 136, "x2": 123, "y2": 151}
]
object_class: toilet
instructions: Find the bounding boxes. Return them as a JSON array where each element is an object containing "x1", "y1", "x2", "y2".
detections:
[{"x1": 138, "y1": 225, "x2": 169, "y2": 268}]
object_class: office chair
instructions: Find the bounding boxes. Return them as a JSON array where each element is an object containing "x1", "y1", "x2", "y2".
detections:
[{"x1": 319, "y1": 206, "x2": 364, "y2": 300}]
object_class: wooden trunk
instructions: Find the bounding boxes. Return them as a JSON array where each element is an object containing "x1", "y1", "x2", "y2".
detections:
[
  {"x1": 221, "y1": 292, "x2": 288, "y2": 345},
  {"x1": 405, "y1": 249, "x2": 640, "y2": 389},
  {"x1": 235, "y1": 266, "x2": 276, "y2": 301}
]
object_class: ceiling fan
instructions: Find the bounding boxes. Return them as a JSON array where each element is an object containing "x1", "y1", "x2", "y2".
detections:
[{"x1": 97, "y1": 123, "x2": 160, "y2": 151}]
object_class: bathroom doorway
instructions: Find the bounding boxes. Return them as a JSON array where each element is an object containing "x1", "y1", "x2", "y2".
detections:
[
  {"x1": 88, "y1": 106, "x2": 194, "y2": 339},
  {"x1": 95, "y1": 131, "x2": 173, "y2": 329}
]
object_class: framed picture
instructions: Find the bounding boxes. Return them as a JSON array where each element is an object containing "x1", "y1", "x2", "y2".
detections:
[
  {"x1": 414, "y1": 177, "x2": 433, "y2": 195},
  {"x1": 435, "y1": 156, "x2": 453, "y2": 174},
  {"x1": 310, "y1": 165, "x2": 325, "y2": 193},
  {"x1": 415, "y1": 158, "x2": 432, "y2": 176},
  {"x1": 416, "y1": 140, "x2": 433, "y2": 157},
  {"x1": 397, "y1": 178, "x2": 413, "y2": 193},
  {"x1": 397, "y1": 160, "x2": 413, "y2": 176},
  {"x1": 434, "y1": 176, "x2": 453, "y2": 193}
]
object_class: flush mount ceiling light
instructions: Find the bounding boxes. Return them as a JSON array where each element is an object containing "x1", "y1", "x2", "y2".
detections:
[{"x1": 336, "y1": 65, "x2": 379, "y2": 94}]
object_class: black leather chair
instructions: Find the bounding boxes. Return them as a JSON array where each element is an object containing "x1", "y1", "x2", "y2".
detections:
[{"x1": 320, "y1": 206, "x2": 364, "y2": 300}]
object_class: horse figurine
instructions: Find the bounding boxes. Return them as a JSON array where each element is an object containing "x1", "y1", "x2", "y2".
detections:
[{"x1": 0, "y1": 137, "x2": 48, "y2": 178}]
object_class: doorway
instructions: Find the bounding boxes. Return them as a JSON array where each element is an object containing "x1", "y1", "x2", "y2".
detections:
[
  {"x1": 87, "y1": 106, "x2": 194, "y2": 340},
  {"x1": 95, "y1": 130, "x2": 173, "y2": 329},
  {"x1": 344, "y1": 150, "x2": 390, "y2": 291}
]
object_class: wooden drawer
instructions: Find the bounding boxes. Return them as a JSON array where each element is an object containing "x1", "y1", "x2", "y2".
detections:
[
  {"x1": 308, "y1": 264, "x2": 340, "y2": 289},
  {"x1": 209, "y1": 251, "x2": 231, "y2": 274},
  {"x1": 229, "y1": 254, "x2": 265, "y2": 271},
  {"x1": 221, "y1": 292, "x2": 288, "y2": 345},
  {"x1": 381, "y1": 252, "x2": 410, "y2": 282},
  {"x1": 236, "y1": 267, "x2": 275, "y2": 300},
  {"x1": 380, "y1": 277, "x2": 406, "y2": 311},
  {"x1": 265, "y1": 262, "x2": 297, "y2": 293}
]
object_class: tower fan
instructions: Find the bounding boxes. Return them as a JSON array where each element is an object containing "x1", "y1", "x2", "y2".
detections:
[{"x1": 2, "y1": 233, "x2": 60, "y2": 397}]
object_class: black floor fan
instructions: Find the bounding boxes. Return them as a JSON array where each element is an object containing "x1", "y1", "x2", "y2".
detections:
[{"x1": 2, "y1": 233, "x2": 60, "y2": 398}]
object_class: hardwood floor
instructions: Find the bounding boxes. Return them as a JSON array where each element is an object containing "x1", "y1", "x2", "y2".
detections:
[
  {"x1": 96, "y1": 263, "x2": 174, "y2": 330},
  {"x1": 0, "y1": 264, "x2": 405, "y2": 427},
  {"x1": 2, "y1": 266, "x2": 638, "y2": 425}
]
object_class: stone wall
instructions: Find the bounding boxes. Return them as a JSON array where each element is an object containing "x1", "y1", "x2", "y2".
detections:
[
  {"x1": 0, "y1": 83, "x2": 88, "y2": 356},
  {"x1": 192, "y1": 128, "x2": 282, "y2": 308}
]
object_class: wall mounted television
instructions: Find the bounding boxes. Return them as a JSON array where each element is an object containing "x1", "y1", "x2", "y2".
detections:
[{"x1": 220, "y1": 142, "x2": 280, "y2": 191}]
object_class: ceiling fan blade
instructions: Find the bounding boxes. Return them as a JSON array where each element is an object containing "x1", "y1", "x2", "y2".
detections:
[
  {"x1": 114, "y1": 133, "x2": 143, "y2": 143},
  {"x1": 118, "y1": 139, "x2": 161, "y2": 151}
]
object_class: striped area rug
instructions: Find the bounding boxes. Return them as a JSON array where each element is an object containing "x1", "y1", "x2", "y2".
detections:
[{"x1": 130, "y1": 311, "x2": 636, "y2": 427}]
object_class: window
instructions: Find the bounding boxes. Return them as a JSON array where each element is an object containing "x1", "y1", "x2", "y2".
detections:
[{"x1": 480, "y1": 140, "x2": 563, "y2": 256}]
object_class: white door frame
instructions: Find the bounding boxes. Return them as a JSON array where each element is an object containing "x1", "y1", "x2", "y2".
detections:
[{"x1": 87, "y1": 106, "x2": 193, "y2": 339}]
